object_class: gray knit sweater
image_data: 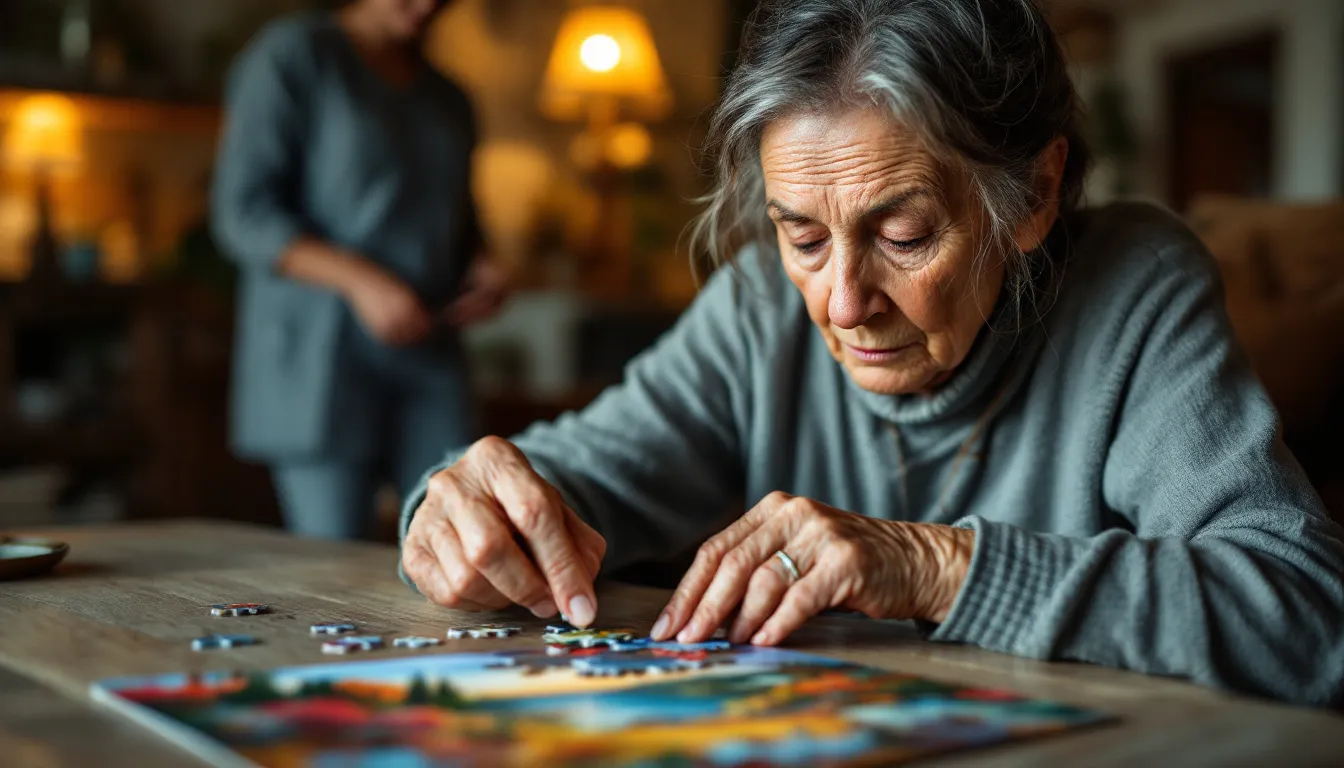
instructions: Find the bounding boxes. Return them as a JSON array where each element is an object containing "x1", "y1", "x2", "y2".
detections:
[{"x1": 401, "y1": 203, "x2": 1344, "y2": 706}]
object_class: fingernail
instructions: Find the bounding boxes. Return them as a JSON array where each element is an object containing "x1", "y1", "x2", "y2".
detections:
[
  {"x1": 751, "y1": 631, "x2": 770, "y2": 645},
  {"x1": 530, "y1": 598, "x2": 557, "y2": 618},
  {"x1": 677, "y1": 624, "x2": 696, "y2": 644},
  {"x1": 651, "y1": 613, "x2": 670, "y2": 640},
  {"x1": 567, "y1": 595, "x2": 595, "y2": 627}
]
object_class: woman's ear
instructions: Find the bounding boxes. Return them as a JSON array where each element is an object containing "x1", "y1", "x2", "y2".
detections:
[{"x1": 1013, "y1": 137, "x2": 1070, "y2": 253}]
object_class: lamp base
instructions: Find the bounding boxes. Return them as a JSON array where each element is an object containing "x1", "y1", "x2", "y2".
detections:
[{"x1": 27, "y1": 171, "x2": 64, "y2": 285}]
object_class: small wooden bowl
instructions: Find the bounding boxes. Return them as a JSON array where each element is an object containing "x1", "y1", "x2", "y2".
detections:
[{"x1": 0, "y1": 536, "x2": 70, "y2": 581}]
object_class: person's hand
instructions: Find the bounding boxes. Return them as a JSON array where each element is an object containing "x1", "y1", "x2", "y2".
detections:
[
  {"x1": 401, "y1": 436, "x2": 607, "y2": 625},
  {"x1": 444, "y1": 256, "x2": 511, "y2": 327},
  {"x1": 650, "y1": 492, "x2": 974, "y2": 646},
  {"x1": 346, "y1": 265, "x2": 432, "y2": 346}
]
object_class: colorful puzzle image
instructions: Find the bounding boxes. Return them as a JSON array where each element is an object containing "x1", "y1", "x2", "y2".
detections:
[{"x1": 90, "y1": 645, "x2": 1108, "y2": 767}]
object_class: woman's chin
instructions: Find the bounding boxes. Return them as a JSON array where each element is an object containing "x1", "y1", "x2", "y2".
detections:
[{"x1": 845, "y1": 364, "x2": 938, "y2": 397}]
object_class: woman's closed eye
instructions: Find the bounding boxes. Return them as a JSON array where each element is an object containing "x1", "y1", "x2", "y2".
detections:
[
  {"x1": 795, "y1": 237, "x2": 829, "y2": 254},
  {"x1": 881, "y1": 234, "x2": 930, "y2": 252}
]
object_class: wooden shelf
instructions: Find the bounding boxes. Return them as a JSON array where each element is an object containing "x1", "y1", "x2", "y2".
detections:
[{"x1": 0, "y1": 87, "x2": 221, "y2": 136}]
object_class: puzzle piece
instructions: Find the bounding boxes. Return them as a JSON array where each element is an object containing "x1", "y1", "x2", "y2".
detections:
[
  {"x1": 321, "y1": 635, "x2": 384, "y2": 655},
  {"x1": 445, "y1": 624, "x2": 521, "y2": 639},
  {"x1": 309, "y1": 622, "x2": 357, "y2": 635},
  {"x1": 570, "y1": 655, "x2": 714, "y2": 677},
  {"x1": 540, "y1": 627, "x2": 636, "y2": 648},
  {"x1": 210, "y1": 603, "x2": 268, "y2": 617},
  {"x1": 605, "y1": 637, "x2": 732, "y2": 653},
  {"x1": 652, "y1": 648, "x2": 711, "y2": 661},
  {"x1": 545, "y1": 644, "x2": 606, "y2": 657},
  {"x1": 393, "y1": 636, "x2": 443, "y2": 649},
  {"x1": 191, "y1": 634, "x2": 258, "y2": 651}
]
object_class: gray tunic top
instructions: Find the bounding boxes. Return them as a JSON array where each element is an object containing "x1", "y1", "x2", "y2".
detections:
[
  {"x1": 211, "y1": 14, "x2": 481, "y2": 460},
  {"x1": 401, "y1": 202, "x2": 1344, "y2": 706}
]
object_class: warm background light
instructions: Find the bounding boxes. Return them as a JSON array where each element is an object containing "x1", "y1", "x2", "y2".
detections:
[
  {"x1": 604, "y1": 122, "x2": 653, "y2": 169},
  {"x1": 579, "y1": 34, "x2": 622, "y2": 73},
  {"x1": 540, "y1": 6, "x2": 673, "y2": 123},
  {"x1": 3, "y1": 93, "x2": 84, "y2": 169}
]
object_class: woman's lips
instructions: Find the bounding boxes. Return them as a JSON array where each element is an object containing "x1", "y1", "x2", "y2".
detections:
[{"x1": 842, "y1": 343, "x2": 916, "y2": 363}]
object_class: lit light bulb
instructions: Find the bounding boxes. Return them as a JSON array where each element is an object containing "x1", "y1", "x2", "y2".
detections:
[{"x1": 579, "y1": 34, "x2": 622, "y2": 73}]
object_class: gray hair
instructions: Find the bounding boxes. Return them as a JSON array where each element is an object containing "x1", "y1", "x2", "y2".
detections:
[{"x1": 690, "y1": 0, "x2": 1091, "y2": 316}]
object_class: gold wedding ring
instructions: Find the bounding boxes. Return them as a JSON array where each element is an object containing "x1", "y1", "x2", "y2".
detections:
[{"x1": 774, "y1": 550, "x2": 802, "y2": 583}]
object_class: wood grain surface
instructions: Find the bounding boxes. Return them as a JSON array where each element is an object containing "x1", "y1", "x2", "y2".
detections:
[{"x1": 2, "y1": 520, "x2": 1342, "y2": 767}]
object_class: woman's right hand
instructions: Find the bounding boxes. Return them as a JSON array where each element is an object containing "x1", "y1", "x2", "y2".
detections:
[
  {"x1": 401, "y1": 437, "x2": 607, "y2": 626},
  {"x1": 345, "y1": 264, "x2": 432, "y2": 346}
]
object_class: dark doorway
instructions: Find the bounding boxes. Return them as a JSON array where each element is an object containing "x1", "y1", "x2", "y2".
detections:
[{"x1": 1165, "y1": 31, "x2": 1278, "y2": 212}]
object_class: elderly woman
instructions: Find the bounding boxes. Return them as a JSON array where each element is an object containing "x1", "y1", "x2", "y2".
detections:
[{"x1": 400, "y1": 0, "x2": 1344, "y2": 706}]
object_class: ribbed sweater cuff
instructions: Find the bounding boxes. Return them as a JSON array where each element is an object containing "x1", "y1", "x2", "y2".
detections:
[{"x1": 928, "y1": 515, "x2": 1080, "y2": 655}]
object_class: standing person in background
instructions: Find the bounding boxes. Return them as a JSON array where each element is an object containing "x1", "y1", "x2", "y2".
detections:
[{"x1": 212, "y1": 0, "x2": 509, "y2": 540}]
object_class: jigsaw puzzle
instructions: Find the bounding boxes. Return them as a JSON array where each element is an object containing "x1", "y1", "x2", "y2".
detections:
[{"x1": 92, "y1": 644, "x2": 1110, "y2": 767}]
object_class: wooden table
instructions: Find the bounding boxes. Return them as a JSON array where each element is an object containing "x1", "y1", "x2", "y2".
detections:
[{"x1": 2, "y1": 520, "x2": 1342, "y2": 767}]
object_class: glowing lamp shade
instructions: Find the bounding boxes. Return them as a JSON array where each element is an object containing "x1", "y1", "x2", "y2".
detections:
[
  {"x1": 3, "y1": 93, "x2": 84, "y2": 170},
  {"x1": 540, "y1": 7, "x2": 673, "y2": 122}
]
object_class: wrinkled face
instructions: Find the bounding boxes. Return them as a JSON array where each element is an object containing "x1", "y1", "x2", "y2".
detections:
[
  {"x1": 761, "y1": 106, "x2": 1005, "y2": 396},
  {"x1": 364, "y1": 0, "x2": 450, "y2": 41}
]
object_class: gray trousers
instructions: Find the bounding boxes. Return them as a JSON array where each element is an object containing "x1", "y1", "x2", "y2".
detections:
[{"x1": 270, "y1": 322, "x2": 476, "y2": 540}]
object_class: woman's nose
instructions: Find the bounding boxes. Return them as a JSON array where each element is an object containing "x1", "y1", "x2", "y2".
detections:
[{"x1": 827, "y1": 248, "x2": 888, "y2": 330}]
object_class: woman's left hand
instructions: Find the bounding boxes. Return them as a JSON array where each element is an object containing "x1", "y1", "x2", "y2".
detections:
[
  {"x1": 445, "y1": 255, "x2": 511, "y2": 327},
  {"x1": 651, "y1": 492, "x2": 975, "y2": 646}
]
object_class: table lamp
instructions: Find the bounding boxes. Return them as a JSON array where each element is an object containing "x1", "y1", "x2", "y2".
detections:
[
  {"x1": 540, "y1": 6, "x2": 672, "y2": 296},
  {"x1": 540, "y1": 6, "x2": 672, "y2": 131},
  {"x1": 3, "y1": 93, "x2": 85, "y2": 284}
]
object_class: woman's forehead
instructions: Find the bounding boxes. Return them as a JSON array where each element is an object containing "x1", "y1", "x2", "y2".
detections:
[{"x1": 760, "y1": 108, "x2": 943, "y2": 195}]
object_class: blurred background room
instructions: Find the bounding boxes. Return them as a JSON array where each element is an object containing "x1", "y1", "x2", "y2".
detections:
[{"x1": 0, "y1": 0, "x2": 1341, "y2": 539}]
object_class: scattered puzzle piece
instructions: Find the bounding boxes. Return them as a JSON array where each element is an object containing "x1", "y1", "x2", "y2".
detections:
[
  {"x1": 540, "y1": 627, "x2": 636, "y2": 648},
  {"x1": 393, "y1": 636, "x2": 443, "y2": 649},
  {"x1": 605, "y1": 637, "x2": 731, "y2": 653},
  {"x1": 446, "y1": 624, "x2": 521, "y2": 639},
  {"x1": 309, "y1": 622, "x2": 357, "y2": 635},
  {"x1": 191, "y1": 634, "x2": 258, "y2": 651},
  {"x1": 321, "y1": 635, "x2": 383, "y2": 655},
  {"x1": 210, "y1": 603, "x2": 268, "y2": 617}
]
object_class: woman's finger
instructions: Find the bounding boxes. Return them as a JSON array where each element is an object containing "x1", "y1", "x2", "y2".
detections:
[
  {"x1": 677, "y1": 516, "x2": 794, "y2": 643},
  {"x1": 653, "y1": 492, "x2": 794, "y2": 641},
  {"x1": 728, "y1": 549, "x2": 799, "y2": 644},
  {"x1": 425, "y1": 516, "x2": 513, "y2": 611},
  {"x1": 405, "y1": 537, "x2": 496, "y2": 611},
  {"x1": 491, "y1": 450, "x2": 598, "y2": 626},
  {"x1": 402, "y1": 540, "x2": 453, "y2": 604},
  {"x1": 752, "y1": 568, "x2": 835, "y2": 646},
  {"x1": 448, "y1": 496, "x2": 554, "y2": 615}
]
